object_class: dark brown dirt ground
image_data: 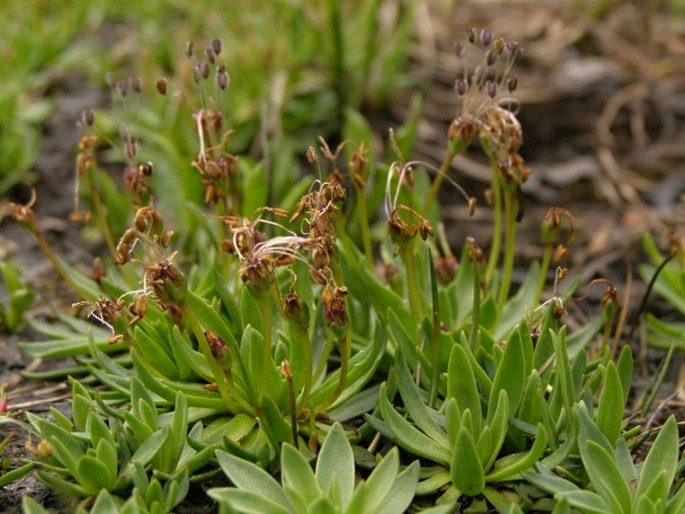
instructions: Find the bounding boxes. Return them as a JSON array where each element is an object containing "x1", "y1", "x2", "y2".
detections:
[{"x1": 1, "y1": 1, "x2": 684, "y2": 512}]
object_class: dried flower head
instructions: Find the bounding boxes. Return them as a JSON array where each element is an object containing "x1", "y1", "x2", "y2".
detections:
[
  {"x1": 451, "y1": 29, "x2": 523, "y2": 166},
  {"x1": 322, "y1": 283, "x2": 348, "y2": 326}
]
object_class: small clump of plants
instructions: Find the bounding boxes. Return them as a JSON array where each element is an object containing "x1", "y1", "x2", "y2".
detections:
[{"x1": 1, "y1": 27, "x2": 684, "y2": 514}]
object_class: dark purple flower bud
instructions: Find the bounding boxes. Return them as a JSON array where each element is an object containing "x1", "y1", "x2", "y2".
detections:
[
  {"x1": 480, "y1": 29, "x2": 493, "y2": 47},
  {"x1": 82, "y1": 109, "x2": 95, "y2": 127},
  {"x1": 117, "y1": 80, "x2": 128, "y2": 97},
  {"x1": 486, "y1": 80, "x2": 497, "y2": 98},
  {"x1": 466, "y1": 27, "x2": 477, "y2": 44},
  {"x1": 200, "y1": 60, "x2": 210, "y2": 79},
  {"x1": 211, "y1": 38, "x2": 222, "y2": 55},
  {"x1": 486, "y1": 49, "x2": 497, "y2": 66},
  {"x1": 192, "y1": 63, "x2": 202, "y2": 83},
  {"x1": 129, "y1": 76, "x2": 142, "y2": 94},
  {"x1": 204, "y1": 48, "x2": 215, "y2": 65},
  {"x1": 506, "y1": 40, "x2": 520, "y2": 55},
  {"x1": 506, "y1": 76, "x2": 517, "y2": 92},
  {"x1": 454, "y1": 42, "x2": 464, "y2": 57},
  {"x1": 217, "y1": 70, "x2": 229, "y2": 90},
  {"x1": 455, "y1": 78, "x2": 468, "y2": 96}
]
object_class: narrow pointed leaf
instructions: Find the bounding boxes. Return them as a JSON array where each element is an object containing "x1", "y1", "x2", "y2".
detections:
[
  {"x1": 486, "y1": 423, "x2": 548, "y2": 481},
  {"x1": 376, "y1": 460, "x2": 420, "y2": 514},
  {"x1": 396, "y1": 354, "x2": 448, "y2": 446},
  {"x1": 451, "y1": 427, "x2": 485, "y2": 496},
  {"x1": 636, "y1": 415, "x2": 678, "y2": 504},
  {"x1": 582, "y1": 441, "x2": 631, "y2": 514},
  {"x1": 208, "y1": 488, "x2": 290, "y2": 514},
  {"x1": 215, "y1": 450, "x2": 289, "y2": 507},
  {"x1": 281, "y1": 444, "x2": 320, "y2": 504},
  {"x1": 378, "y1": 393, "x2": 450, "y2": 465},
  {"x1": 316, "y1": 423, "x2": 355, "y2": 510},
  {"x1": 595, "y1": 361, "x2": 623, "y2": 445},
  {"x1": 447, "y1": 343, "x2": 482, "y2": 437}
]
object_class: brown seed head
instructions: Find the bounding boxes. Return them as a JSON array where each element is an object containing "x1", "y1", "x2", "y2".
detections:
[
  {"x1": 206, "y1": 331, "x2": 228, "y2": 362},
  {"x1": 322, "y1": 284, "x2": 348, "y2": 326},
  {"x1": 156, "y1": 77, "x2": 168, "y2": 95}
]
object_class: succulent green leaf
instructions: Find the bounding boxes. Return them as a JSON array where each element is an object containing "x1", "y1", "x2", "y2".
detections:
[
  {"x1": 76, "y1": 454, "x2": 115, "y2": 493},
  {"x1": 240, "y1": 289, "x2": 263, "y2": 334},
  {"x1": 281, "y1": 444, "x2": 320, "y2": 504},
  {"x1": 258, "y1": 395, "x2": 292, "y2": 447},
  {"x1": 88, "y1": 409, "x2": 114, "y2": 450},
  {"x1": 36, "y1": 470, "x2": 89, "y2": 498},
  {"x1": 145, "y1": 478, "x2": 164, "y2": 507},
  {"x1": 522, "y1": 464, "x2": 580, "y2": 495},
  {"x1": 208, "y1": 488, "x2": 291, "y2": 514},
  {"x1": 316, "y1": 423, "x2": 355, "y2": 510},
  {"x1": 185, "y1": 291, "x2": 238, "y2": 347},
  {"x1": 581, "y1": 441, "x2": 631, "y2": 514},
  {"x1": 215, "y1": 450, "x2": 289, "y2": 508},
  {"x1": 475, "y1": 426, "x2": 494, "y2": 467},
  {"x1": 89, "y1": 488, "x2": 121, "y2": 514},
  {"x1": 375, "y1": 460, "x2": 420, "y2": 514},
  {"x1": 95, "y1": 438, "x2": 118, "y2": 487},
  {"x1": 488, "y1": 330, "x2": 525, "y2": 422},
  {"x1": 131, "y1": 427, "x2": 169, "y2": 467},
  {"x1": 447, "y1": 343, "x2": 482, "y2": 437},
  {"x1": 577, "y1": 402, "x2": 613, "y2": 456},
  {"x1": 124, "y1": 411, "x2": 154, "y2": 443},
  {"x1": 357, "y1": 448, "x2": 400, "y2": 512},
  {"x1": 595, "y1": 361, "x2": 623, "y2": 445},
  {"x1": 28, "y1": 413, "x2": 83, "y2": 476},
  {"x1": 49, "y1": 406, "x2": 73, "y2": 432},
  {"x1": 22, "y1": 497, "x2": 51, "y2": 514},
  {"x1": 0, "y1": 461, "x2": 36, "y2": 488},
  {"x1": 636, "y1": 415, "x2": 678, "y2": 505},
  {"x1": 615, "y1": 437, "x2": 637, "y2": 487},
  {"x1": 416, "y1": 469, "x2": 452, "y2": 496},
  {"x1": 71, "y1": 380, "x2": 91, "y2": 431},
  {"x1": 378, "y1": 392, "x2": 450, "y2": 465},
  {"x1": 309, "y1": 323, "x2": 384, "y2": 408},
  {"x1": 485, "y1": 423, "x2": 548, "y2": 481},
  {"x1": 163, "y1": 470, "x2": 190, "y2": 511},
  {"x1": 551, "y1": 497, "x2": 571, "y2": 514},
  {"x1": 451, "y1": 427, "x2": 485, "y2": 496},
  {"x1": 666, "y1": 480, "x2": 685, "y2": 514},
  {"x1": 133, "y1": 326, "x2": 178, "y2": 379},
  {"x1": 635, "y1": 496, "x2": 658, "y2": 514},
  {"x1": 557, "y1": 490, "x2": 612, "y2": 514},
  {"x1": 518, "y1": 371, "x2": 544, "y2": 426},
  {"x1": 484, "y1": 389, "x2": 510, "y2": 470},
  {"x1": 396, "y1": 354, "x2": 448, "y2": 446}
]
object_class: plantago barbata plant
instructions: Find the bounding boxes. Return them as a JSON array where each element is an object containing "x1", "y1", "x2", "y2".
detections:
[
  {"x1": 6, "y1": 23, "x2": 676, "y2": 514},
  {"x1": 209, "y1": 422, "x2": 427, "y2": 514}
]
